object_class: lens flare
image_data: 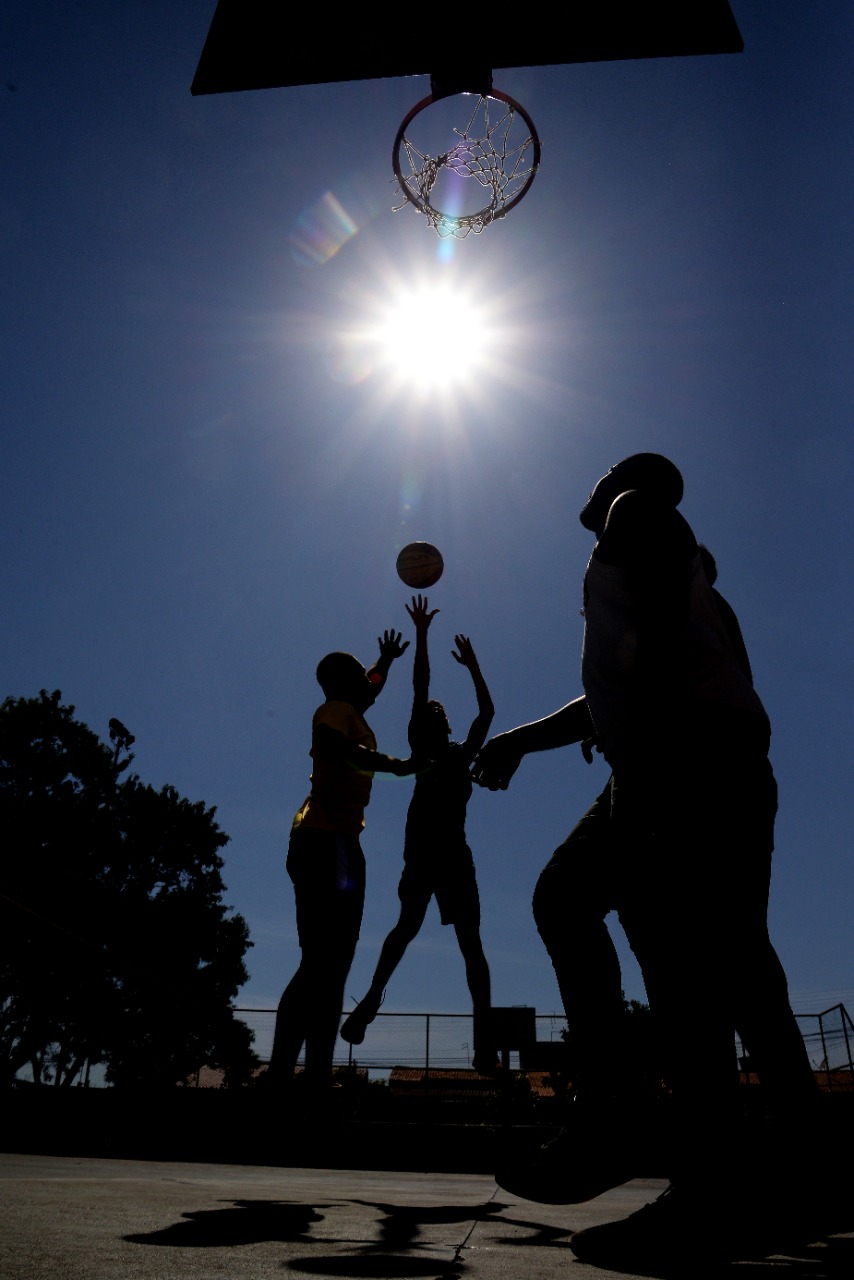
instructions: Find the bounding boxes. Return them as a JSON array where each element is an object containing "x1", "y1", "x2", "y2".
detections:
[{"x1": 289, "y1": 192, "x2": 357, "y2": 266}]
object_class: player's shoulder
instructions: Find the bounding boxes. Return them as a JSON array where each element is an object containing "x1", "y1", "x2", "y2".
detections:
[{"x1": 314, "y1": 699, "x2": 361, "y2": 730}]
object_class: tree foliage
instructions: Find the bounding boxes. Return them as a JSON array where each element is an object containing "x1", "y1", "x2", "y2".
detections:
[{"x1": 0, "y1": 690, "x2": 256, "y2": 1087}]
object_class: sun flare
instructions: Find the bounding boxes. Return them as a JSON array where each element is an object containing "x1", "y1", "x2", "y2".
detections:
[{"x1": 368, "y1": 284, "x2": 492, "y2": 391}]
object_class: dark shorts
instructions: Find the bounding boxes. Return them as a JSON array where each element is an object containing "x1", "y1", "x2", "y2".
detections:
[
  {"x1": 398, "y1": 843, "x2": 480, "y2": 927},
  {"x1": 535, "y1": 782, "x2": 617, "y2": 922},
  {"x1": 536, "y1": 751, "x2": 778, "y2": 941},
  {"x1": 286, "y1": 826, "x2": 366, "y2": 953},
  {"x1": 608, "y1": 750, "x2": 778, "y2": 916}
]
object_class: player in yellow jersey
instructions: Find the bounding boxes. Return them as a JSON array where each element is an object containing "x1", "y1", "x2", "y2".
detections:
[{"x1": 268, "y1": 630, "x2": 418, "y2": 1093}]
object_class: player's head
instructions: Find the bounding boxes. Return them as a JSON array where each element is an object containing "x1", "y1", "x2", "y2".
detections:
[
  {"x1": 580, "y1": 453, "x2": 684, "y2": 533},
  {"x1": 316, "y1": 652, "x2": 371, "y2": 706},
  {"x1": 427, "y1": 698, "x2": 451, "y2": 733},
  {"x1": 416, "y1": 699, "x2": 452, "y2": 751}
]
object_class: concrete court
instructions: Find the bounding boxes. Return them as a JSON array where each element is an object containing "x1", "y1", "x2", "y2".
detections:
[{"x1": 2, "y1": 1152, "x2": 853, "y2": 1280}]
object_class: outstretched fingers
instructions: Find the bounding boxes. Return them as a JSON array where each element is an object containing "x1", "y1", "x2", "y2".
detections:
[
  {"x1": 405, "y1": 594, "x2": 440, "y2": 628},
  {"x1": 452, "y1": 633, "x2": 475, "y2": 666},
  {"x1": 378, "y1": 629, "x2": 410, "y2": 660}
]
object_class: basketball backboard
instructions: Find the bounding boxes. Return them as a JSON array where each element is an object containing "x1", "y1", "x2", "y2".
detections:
[{"x1": 191, "y1": 1, "x2": 743, "y2": 96}]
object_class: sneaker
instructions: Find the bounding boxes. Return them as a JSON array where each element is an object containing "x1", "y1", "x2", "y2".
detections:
[
  {"x1": 339, "y1": 991, "x2": 384, "y2": 1045},
  {"x1": 495, "y1": 1109, "x2": 641, "y2": 1204},
  {"x1": 471, "y1": 1050, "x2": 502, "y2": 1076},
  {"x1": 570, "y1": 1184, "x2": 701, "y2": 1267}
]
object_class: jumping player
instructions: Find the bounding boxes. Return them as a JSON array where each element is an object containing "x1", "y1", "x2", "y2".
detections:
[{"x1": 340, "y1": 595, "x2": 497, "y2": 1072}]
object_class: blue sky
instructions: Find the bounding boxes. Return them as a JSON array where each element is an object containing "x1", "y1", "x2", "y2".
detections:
[{"x1": 2, "y1": 2, "x2": 852, "y2": 1033}]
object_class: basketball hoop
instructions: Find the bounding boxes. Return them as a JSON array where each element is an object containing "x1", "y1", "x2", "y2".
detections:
[{"x1": 392, "y1": 88, "x2": 541, "y2": 238}]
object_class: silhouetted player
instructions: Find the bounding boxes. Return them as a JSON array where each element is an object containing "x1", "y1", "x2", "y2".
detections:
[
  {"x1": 341, "y1": 595, "x2": 497, "y2": 1071},
  {"x1": 491, "y1": 543, "x2": 763, "y2": 1202},
  {"x1": 475, "y1": 454, "x2": 824, "y2": 1265},
  {"x1": 267, "y1": 630, "x2": 417, "y2": 1092}
]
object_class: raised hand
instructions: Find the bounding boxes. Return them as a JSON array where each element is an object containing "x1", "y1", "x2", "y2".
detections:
[
  {"x1": 377, "y1": 629, "x2": 410, "y2": 663},
  {"x1": 405, "y1": 594, "x2": 440, "y2": 632},
  {"x1": 451, "y1": 633, "x2": 477, "y2": 670}
]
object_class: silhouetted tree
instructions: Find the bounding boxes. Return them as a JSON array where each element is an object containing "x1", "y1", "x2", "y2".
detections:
[{"x1": 0, "y1": 690, "x2": 256, "y2": 1087}]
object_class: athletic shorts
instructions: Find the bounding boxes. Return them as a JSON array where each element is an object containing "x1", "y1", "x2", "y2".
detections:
[
  {"x1": 286, "y1": 826, "x2": 366, "y2": 952},
  {"x1": 398, "y1": 843, "x2": 480, "y2": 927},
  {"x1": 538, "y1": 751, "x2": 777, "y2": 936}
]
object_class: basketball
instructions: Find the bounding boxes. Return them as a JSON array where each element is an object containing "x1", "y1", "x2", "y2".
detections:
[{"x1": 396, "y1": 542, "x2": 444, "y2": 589}]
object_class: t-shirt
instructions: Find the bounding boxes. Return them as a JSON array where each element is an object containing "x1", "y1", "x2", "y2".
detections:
[
  {"x1": 581, "y1": 546, "x2": 768, "y2": 766},
  {"x1": 291, "y1": 700, "x2": 377, "y2": 836},
  {"x1": 404, "y1": 742, "x2": 471, "y2": 850}
]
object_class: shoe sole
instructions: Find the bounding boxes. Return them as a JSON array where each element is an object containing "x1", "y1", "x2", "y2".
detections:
[{"x1": 495, "y1": 1164, "x2": 636, "y2": 1205}]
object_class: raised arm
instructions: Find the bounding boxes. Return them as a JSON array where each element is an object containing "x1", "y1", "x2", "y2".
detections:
[
  {"x1": 452, "y1": 635, "x2": 495, "y2": 761},
  {"x1": 365, "y1": 628, "x2": 410, "y2": 701},
  {"x1": 405, "y1": 594, "x2": 440, "y2": 714},
  {"x1": 472, "y1": 696, "x2": 594, "y2": 790}
]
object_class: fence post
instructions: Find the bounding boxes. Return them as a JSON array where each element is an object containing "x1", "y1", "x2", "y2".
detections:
[
  {"x1": 818, "y1": 1012, "x2": 831, "y2": 1091},
  {"x1": 425, "y1": 1013, "x2": 430, "y2": 1084},
  {"x1": 840, "y1": 1004, "x2": 854, "y2": 1078}
]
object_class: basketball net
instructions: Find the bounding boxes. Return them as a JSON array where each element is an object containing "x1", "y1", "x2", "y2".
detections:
[{"x1": 392, "y1": 91, "x2": 541, "y2": 238}]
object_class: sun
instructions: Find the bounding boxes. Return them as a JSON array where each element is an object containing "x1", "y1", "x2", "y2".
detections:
[
  {"x1": 329, "y1": 271, "x2": 538, "y2": 422},
  {"x1": 367, "y1": 284, "x2": 493, "y2": 392}
]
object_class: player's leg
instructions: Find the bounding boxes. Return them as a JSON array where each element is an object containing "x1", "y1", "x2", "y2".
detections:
[
  {"x1": 267, "y1": 828, "x2": 317, "y2": 1083},
  {"x1": 496, "y1": 782, "x2": 646, "y2": 1204},
  {"x1": 438, "y1": 851, "x2": 495, "y2": 1071},
  {"x1": 735, "y1": 935, "x2": 817, "y2": 1100},
  {"x1": 454, "y1": 919, "x2": 491, "y2": 1011},
  {"x1": 339, "y1": 884, "x2": 429, "y2": 1045},
  {"x1": 610, "y1": 750, "x2": 820, "y2": 1229},
  {"x1": 573, "y1": 756, "x2": 837, "y2": 1267},
  {"x1": 268, "y1": 962, "x2": 309, "y2": 1082},
  {"x1": 279, "y1": 830, "x2": 365, "y2": 1087},
  {"x1": 708, "y1": 758, "x2": 838, "y2": 1238},
  {"x1": 453, "y1": 918, "x2": 497, "y2": 1072},
  {"x1": 613, "y1": 764, "x2": 741, "y2": 1177},
  {"x1": 532, "y1": 781, "x2": 626, "y2": 1098},
  {"x1": 725, "y1": 760, "x2": 816, "y2": 1105},
  {"x1": 369, "y1": 892, "x2": 431, "y2": 993},
  {"x1": 302, "y1": 929, "x2": 362, "y2": 1083}
]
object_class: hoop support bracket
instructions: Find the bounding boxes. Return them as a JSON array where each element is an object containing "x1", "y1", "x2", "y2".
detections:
[{"x1": 430, "y1": 67, "x2": 493, "y2": 101}]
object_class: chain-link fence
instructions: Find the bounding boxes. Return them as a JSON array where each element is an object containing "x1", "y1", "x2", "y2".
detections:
[
  {"x1": 234, "y1": 1008, "x2": 569, "y2": 1077},
  {"x1": 235, "y1": 1003, "x2": 853, "y2": 1090},
  {"x1": 737, "y1": 1003, "x2": 854, "y2": 1093}
]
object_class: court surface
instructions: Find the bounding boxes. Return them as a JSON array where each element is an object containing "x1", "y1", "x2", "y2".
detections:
[{"x1": 2, "y1": 1151, "x2": 852, "y2": 1279}]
